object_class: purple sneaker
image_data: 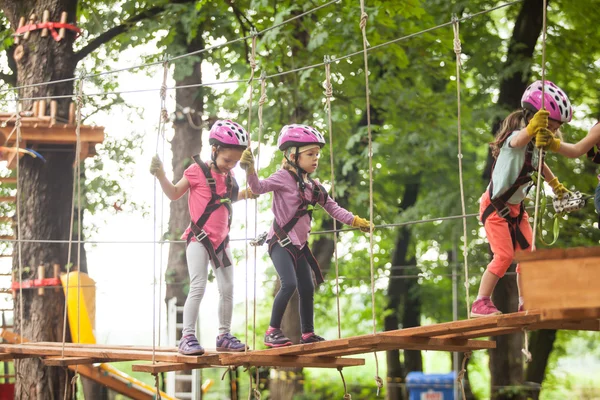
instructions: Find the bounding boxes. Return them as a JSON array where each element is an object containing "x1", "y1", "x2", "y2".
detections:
[
  {"x1": 518, "y1": 303, "x2": 524, "y2": 312},
  {"x1": 300, "y1": 332, "x2": 326, "y2": 344},
  {"x1": 264, "y1": 329, "x2": 292, "y2": 348},
  {"x1": 216, "y1": 333, "x2": 248, "y2": 352},
  {"x1": 471, "y1": 298, "x2": 502, "y2": 318},
  {"x1": 178, "y1": 335, "x2": 205, "y2": 355}
]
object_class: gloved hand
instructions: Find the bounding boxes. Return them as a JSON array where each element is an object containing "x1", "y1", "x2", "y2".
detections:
[
  {"x1": 548, "y1": 177, "x2": 570, "y2": 197},
  {"x1": 352, "y1": 215, "x2": 374, "y2": 233},
  {"x1": 535, "y1": 128, "x2": 561, "y2": 151},
  {"x1": 526, "y1": 109, "x2": 549, "y2": 137},
  {"x1": 238, "y1": 188, "x2": 259, "y2": 200},
  {"x1": 150, "y1": 155, "x2": 165, "y2": 178},
  {"x1": 239, "y1": 148, "x2": 255, "y2": 175}
]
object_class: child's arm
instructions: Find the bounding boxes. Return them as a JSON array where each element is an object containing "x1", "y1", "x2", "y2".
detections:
[
  {"x1": 542, "y1": 163, "x2": 569, "y2": 197},
  {"x1": 150, "y1": 155, "x2": 190, "y2": 200},
  {"x1": 510, "y1": 110, "x2": 549, "y2": 149},
  {"x1": 240, "y1": 149, "x2": 286, "y2": 194},
  {"x1": 322, "y1": 195, "x2": 373, "y2": 232},
  {"x1": 537, "y1": 123, "x2": 600, "y2": 158}
]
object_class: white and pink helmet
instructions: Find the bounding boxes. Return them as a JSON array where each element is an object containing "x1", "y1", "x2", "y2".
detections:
[
  {"x1": 208, "y1": 120, "x2": 249, "y2": 148},
  {"x1": 521, "y1": 80, "x2": 573, "y2": 123},
  {"x1": 277, "y1": 124, "x2": 326, "y2": 151}
]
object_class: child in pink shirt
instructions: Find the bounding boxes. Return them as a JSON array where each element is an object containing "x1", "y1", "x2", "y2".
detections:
[
  {"x1": 150, "y1": 120, "x2": 256, "y2": 354},
  {"x1": 240, "y1": 124, "x2": 372, "y2": 347}
]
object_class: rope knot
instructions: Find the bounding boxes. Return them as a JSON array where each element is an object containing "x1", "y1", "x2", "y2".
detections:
[
  {"x1": 160, "y1": 108, "x2": 169, "y2": 123},
  {"x1": 452, "y1": 15, "x2": 462, "y2": 65},
  {"x1": 343, "y1": 394, "x2": 352, "y2": 400},
  {"x1": 159, "y1": 83, "x2": 167, "y2": 100},
  {"x1": 521, "y1": 328, "x2": 532, "y2": 362},
  {"x1": 360, "y1": 11, "x2": 368, "y2": 30},
  {"x1": 252, "y1": 387, "x2": 262, "y2": 399}
]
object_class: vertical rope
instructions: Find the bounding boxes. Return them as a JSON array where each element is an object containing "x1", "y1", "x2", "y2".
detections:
[
  {"x1": 14, "y1": 97, "x2": 23, "y2": 345},
  {"x1": 457, "y1": 351, "x2": 471, "y2": 399},
  {"x1": 154, "y1": 374, "x2": 162, "y2": 399},
  {"x1": 338, "y1": 368, "x2": 352, "y2": 399},
  {"x1": 152, "y1": 58, "x2": 170, "y2": 364},
  {"x1": 245, "y1": 28, "x2": 258, "y2": 361},
  {"x1": 73, "y1": 71, "x2": 85, "y2": 389},
  {"x1": 324, "y1": 56, "x2": 342, "y2": 339},
  {"x1": 531, "y1": 0, "x2": 548, "y2": 251},
  {"x1": 357, "y1": 1, "x2": 383, "y2": 394},
  {"x1": 61, "y1": 75, "x2": 85, "y2": 358},
  {"x1": 521, "y1": 328, "x2": 532, "y2": 362},
  {"x1": 252, "y1": 71, "x2": 267, "y2": 399},
  {"x1": 452, "y1": 15, "x2": 471, "y2": 319}
]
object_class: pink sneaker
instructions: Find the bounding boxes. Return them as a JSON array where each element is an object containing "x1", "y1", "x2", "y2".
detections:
[
  {"x1": 518, "y1": 304, "x2": 524, "y2": 312},
  {"x1": 471, "y1": 298, "x2": 502, "y2": 318}
]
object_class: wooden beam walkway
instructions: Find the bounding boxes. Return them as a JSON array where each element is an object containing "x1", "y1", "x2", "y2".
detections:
[{"x1": 0, "y1": 308, "x2": 596, "y2": 373}]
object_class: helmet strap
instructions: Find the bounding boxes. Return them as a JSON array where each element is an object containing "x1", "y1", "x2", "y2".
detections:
[
  {"x1": 284, "y1": 151, "x2": 307, "y2": 191},
  {"x1": 211, "y1": 146, "x2": 222, "y2": 173}
]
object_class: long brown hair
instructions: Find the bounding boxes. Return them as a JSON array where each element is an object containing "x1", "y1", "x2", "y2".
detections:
[{"x1": 490, "y1": 110, "x2": 529, "y2": 158}]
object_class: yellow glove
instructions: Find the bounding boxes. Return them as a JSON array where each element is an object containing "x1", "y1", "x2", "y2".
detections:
[
  {"x1": 526, "y1": 109, "x2": 549, "y2": 137},
  {"x1": 238, "y1": 188, "x2": 259, "y2": 200},
  {"x1": 352, "y1": 215, "x2": 374, "y2": 233},
  {"x1": 150, "y1": 155, "x2": 165, "y2": 178},
  {"x1": 239, "y1": 148, "x2": 256, "y2": 175},
  {"x1": 535, "y1": 128, "x2": 561, "y2": 151},
  {"x1": 548, "y1": 177, "x2": 570, "y2": 197}
]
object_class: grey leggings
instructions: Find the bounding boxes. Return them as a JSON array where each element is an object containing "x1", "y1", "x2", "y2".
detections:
[
  {"x1": 269, "y1": 242, "x2": 315, "y2": 334},
  {"x1": 182, "y1": 241, "x2": 234, "y2": 337}
]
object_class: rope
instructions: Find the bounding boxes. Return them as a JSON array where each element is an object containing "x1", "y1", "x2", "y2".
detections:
[
  {"x1": 14, "y1": 97, "x2": 23, "y2": 345},
  {"x1": 61, "y1": 76, "x2": 85, "y2": 358},
  {"x1": 0, "y1": 0, "x2": 341, "y2": 95},
  {"x1": 452, "y1": 15, "x2": 471, "y2": 319},
  {"x1": 531, "y1": 0, "x2": 548, "y2": 252},
  {"x1": 253, "y1": 70, "x2": 267, "y2": 393},
  {"x1": 457, "y1": 352, "x2": 471, "y2": 400},
  {"x1": 74, "y1": 70, "x2": 85, "y2": 385},
  {"x1": 154, "y1": 373, "x2": 162, "y2": 399},
  {"x1": 357, "y1": 0, "x2": 383, "y2": 391},
  {"x1": 9, "y1": 1, "x2": 525, "y2": 104},
  {"x1": 323, "y1": 55, "x2": 342, "y2": 339},
  {"x1": 521, "y1": 328, "x2": 532, "y2": 362},
  {"x1": 152, "y1": 57, "x2": 170, "y2": 364},
  {"x1": 70, "y1": 373, "x2": 79, "y2": 399},
  {"x1": 244, "y1": 29, "x2": 258, "y2": 358},
  {"x1": 338, "y1": 368, "x2": 352, "y2": 399}
]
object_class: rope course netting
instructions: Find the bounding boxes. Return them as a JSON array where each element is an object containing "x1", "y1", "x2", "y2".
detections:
[{"x1": 1, "y1": 1, "x2": 598, "y2": 399}]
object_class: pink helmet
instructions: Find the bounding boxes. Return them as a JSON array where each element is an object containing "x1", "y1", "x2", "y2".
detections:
[
  {"x1": 277, "y1": 124, "x2": 326, "y2": 151},
  {"x1": 521, "y1": 80, "x2": 572, "y2": 123},
  {"x1": 208, "y1": 120, "x2": 249, "y2": 148}
]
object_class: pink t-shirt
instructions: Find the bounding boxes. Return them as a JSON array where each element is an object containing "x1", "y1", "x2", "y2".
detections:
[
  {"x1": 247, "y1": 169, "x2": 354, "y2": 248},
  {"x1": 181, "y1": 162, "x2": 234, "y2": 249}
]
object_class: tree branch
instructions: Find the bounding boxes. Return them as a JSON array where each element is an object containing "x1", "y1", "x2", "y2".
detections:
[{"x1": 74, "y1": 0, "x2": 195, "y2": 63}]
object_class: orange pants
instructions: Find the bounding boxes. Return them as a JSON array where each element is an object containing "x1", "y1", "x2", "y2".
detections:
[{"x1": 479, "y1": 191, "x2": 532, "y2": 278}]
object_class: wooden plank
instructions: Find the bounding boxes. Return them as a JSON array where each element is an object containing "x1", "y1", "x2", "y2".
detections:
[
  {"x1": 74, "y1": 364, "x2": 156, "y2": 400},
  {"x1": 530, "y1": 319, "x2": 600, "y2": 331},
  {"x1": 381, "y1": 316, "x2": 502, "y2": 338},
  {"x1": 218, "y1": 353, "x2": 365, "y2": 368},
  {"x1": 521, "y1": 255, "x2": 600, "y2": 310},
  {"x1": 132, "y1": 362, "x2": 215, "y2": 374},
  {"x1": 43, "y1": 356, "x2": 112, "y2": 366},
  {"x1": 496, "y1": 312, "x2": 541, "y2": 327},
  {"x1": 27, "y1": 341, "x2": 179, "y2": 353},
  {"x1": 0, "y1": 126, "x2": 105, "y2": 145},
  {"x1": 0, "y1": 177, "x2": 16, "y2": 184},
  {"x1": 0, "y1": 197, "x2": 15, "y2": 203},
  {"x1": 0, "y1": 353, "x2": 31, "y2": 361},
  {"x1": 541, "y1": 308, "x2": 600, "y2": 322},
  {"x1": 516, "y1": 246, "x2": 600, "y2": 262},
  {"x1": 257, "y1": 339, "x2": 351, "y2": 356},
  {"x1": 346, "y1": 336, "x2": 495, "y2": 352},
  {"x1": 0, "y1": 343, "x2": 205, "y2": 364},
  {"x1": 438, "y1": 327, "x2": 521, "y2": 340}
]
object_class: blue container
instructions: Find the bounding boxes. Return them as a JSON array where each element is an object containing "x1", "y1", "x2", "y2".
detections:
[{"x1": 406, "y1": 372, "x2": 456, "y2": 400}]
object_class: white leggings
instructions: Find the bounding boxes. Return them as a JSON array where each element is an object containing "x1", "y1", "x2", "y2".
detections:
[{"x1": 182, "y1": 241, "x2": 234, "y2": 337}]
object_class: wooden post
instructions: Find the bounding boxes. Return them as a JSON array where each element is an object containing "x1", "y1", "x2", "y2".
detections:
[
  {"x1": 38, "y1": 99, "x2": 47, "y2": 117},
  {"x1": 58, "y1": 12, "x2": 67, "y2": 40},
  {"x1": 49, "y1": 100, "x2": 57, "y2": 126},
  {"x1": 32, "y1": 101, "x2": 38, "y2": 117},
  {"x1": 15, "y1": 17, "x2": 25, "y2": 44},
  {"x1": 37, "y1": 265, "x2": 45, "y2": 296},
  {"x1": 53, "y1": 264, "x2": 60, "y2": 293},
  {"x1": 41, "y1": 10, "x2": 50, "y2": 37},
  {"x1": 11, "y1": 271, "x2": 16, "y2": 299},
  {"x1": 24, "y1": 13, "x2": 36, "y2": 40},
  {"x1": 68, "y1": 102, "x2": 75, "y2": 125}
]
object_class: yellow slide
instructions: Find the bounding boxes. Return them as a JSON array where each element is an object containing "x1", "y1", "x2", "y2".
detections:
[{"x1": 61, "y1": 271, "x2": 176, "y2": 400}]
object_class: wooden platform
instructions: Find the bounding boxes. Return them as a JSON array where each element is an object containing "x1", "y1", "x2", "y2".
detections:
[
  {"x1": 0, "y1": 111, "x2": 104, "y2": 168},
  {"x1": 0, "y1": 309, "x2": 597, "y2": 373}
]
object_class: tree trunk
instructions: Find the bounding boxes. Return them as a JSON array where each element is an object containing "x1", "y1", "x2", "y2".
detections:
[
  {"x1": 164, "y1": 27, "x2": 205, "y2": 395},
  {"x1": 0, "y1": 1, "x2": 83, "y2": 398},
  {"x1": 524, "y1": 330, "x2": 556, "y2": 399},
  {"x1": 385, "y1": 179, "x2": 421, "y2": 400}
]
